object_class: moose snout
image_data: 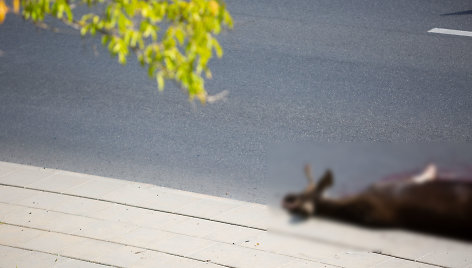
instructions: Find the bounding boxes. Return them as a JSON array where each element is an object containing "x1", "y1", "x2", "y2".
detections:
[{"x1": 282, "y1": 194, "x2": 299, "y2": 210}]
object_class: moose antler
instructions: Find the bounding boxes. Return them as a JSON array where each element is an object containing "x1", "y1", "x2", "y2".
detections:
[
  {"x1": 304, "y1": 164, "x2": 316, "y2": 192},
  {"x1": 304, "y1": 164, "x2": 314, "y2": 184}
]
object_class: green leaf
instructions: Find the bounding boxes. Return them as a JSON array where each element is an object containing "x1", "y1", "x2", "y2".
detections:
[
  {"x1": 101, "y1": 35, "x2": 109, "y2": 46},
  {"x1": 212, "y1": 38, "x2": 223, "y2": 57},
  {"x1": 64, "y1": 3, "x2": 72, "y2": 21},
  {"x1": 15, "y1": 0, "x2": 233, "y2": 102},
  {"x1": 118, "y1": 52, "x2": 126, "y2": 65},
  {"x1": 175, "y1": 27, "x2": 184, "y2": 44},
  {"x1": 157, "y1": 72, "x2": 164, "y2": 91}
]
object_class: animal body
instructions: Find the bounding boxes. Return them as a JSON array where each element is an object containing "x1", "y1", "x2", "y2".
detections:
[{"x1": 282, "y1": 164, "x2": 472, "y2": 240}]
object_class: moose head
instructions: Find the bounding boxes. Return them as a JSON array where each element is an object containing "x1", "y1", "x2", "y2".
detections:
[{"x1": 282, "y1": 164, "x2": 333, "y2": 217}]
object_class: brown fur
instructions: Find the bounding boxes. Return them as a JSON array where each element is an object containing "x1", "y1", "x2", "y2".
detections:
[{"x1": 282, "y1": 164, "x2": 472, "y2": 240}]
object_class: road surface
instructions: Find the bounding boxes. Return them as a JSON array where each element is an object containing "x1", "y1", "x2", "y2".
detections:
[{"x1": 0, "y1": 0, "x2": 471, "y2": 203}]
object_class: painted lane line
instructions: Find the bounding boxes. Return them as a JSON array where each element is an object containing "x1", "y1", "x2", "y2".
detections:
[{"x1": 428, "y1": 28, "x2": 472, "y2": 37}]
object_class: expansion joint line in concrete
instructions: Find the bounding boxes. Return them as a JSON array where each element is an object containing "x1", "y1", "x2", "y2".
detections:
[
  {"x1": 0, "y1": 183, "x2": 266, "y2": 231},
  {"x1": 0, "y1": 222, "x2": 235, "y2": 268},
  {"x1": 0, "y1": 243, "x2": 121, "y2": 268}
]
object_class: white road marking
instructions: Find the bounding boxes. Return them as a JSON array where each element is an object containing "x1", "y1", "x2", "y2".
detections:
[{"x1": 428, "y1": 28, "x2": 472, "y2": 37}]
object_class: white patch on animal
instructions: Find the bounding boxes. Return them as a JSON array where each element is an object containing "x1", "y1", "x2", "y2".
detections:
[{"x1": 412, "y1": 164, "x2": 437, "y2": 184}]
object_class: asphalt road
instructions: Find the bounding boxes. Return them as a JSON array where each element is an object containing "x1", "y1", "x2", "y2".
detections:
[{"x1": 1, "y1": 0, "x2": 471, "y2": 203}]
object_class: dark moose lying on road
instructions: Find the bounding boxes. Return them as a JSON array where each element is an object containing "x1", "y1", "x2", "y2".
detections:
[{"x1": 282, "y1": 164, "x2": 472, "y2": 241}]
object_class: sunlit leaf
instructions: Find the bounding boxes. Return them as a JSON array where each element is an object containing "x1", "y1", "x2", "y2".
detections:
[
  {"x1": 157, "y1": 71, "x2": 164, "y2": 91},
  {"x1": 0, "y1": 0, "x2": 8, "y2": 24},
  {"x1": 13, "y1": 0, "x2": 19, "y2": 14},
  {"x1": 208, "y1": 0, "x2": 219, "y2": 16},
  {"x1": 212, "y1": 38, "x2": 223, "y2": 57},
  {"x1": 3, "y1": 0, "x2": 233, "y2": 102}
]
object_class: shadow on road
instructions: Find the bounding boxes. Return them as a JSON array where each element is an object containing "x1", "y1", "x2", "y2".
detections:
[{"x1": 441, "y1": 9, "x2": 472, "y2": 16}]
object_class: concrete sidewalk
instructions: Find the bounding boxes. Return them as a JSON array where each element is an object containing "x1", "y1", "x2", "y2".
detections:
[{"x1": 0, "y1": 161, "x2": 471, "y2": 268}]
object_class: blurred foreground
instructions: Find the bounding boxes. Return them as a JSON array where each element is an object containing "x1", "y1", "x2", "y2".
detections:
[
  {"x1": 269, "y1": 144, "x2": 472, "y2": 241},
  {"x1": 282, "y1": 163, "x2": 472, "y2": 241}
]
